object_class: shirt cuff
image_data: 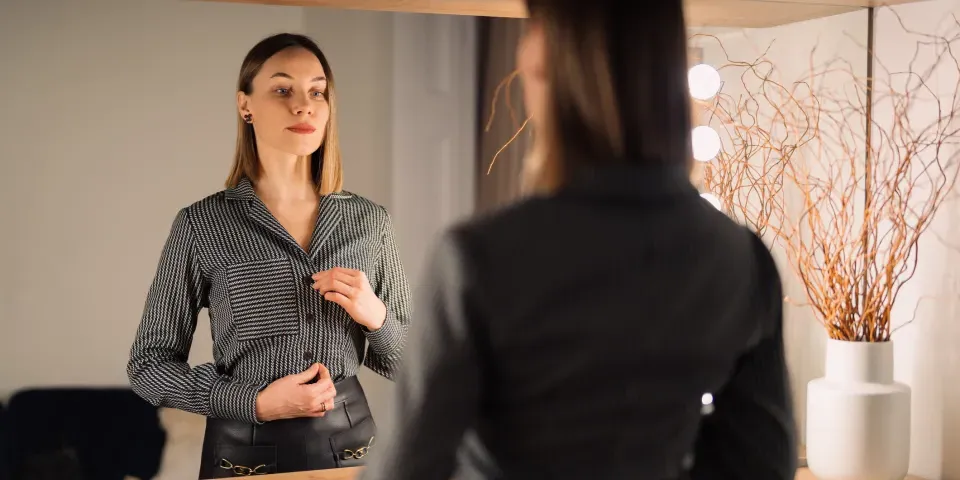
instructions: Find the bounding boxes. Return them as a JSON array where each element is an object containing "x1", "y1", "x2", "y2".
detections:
[
  {"x1": 364, "y1": 310, "x2": 404, "y2": 355},
  {"x1": 209, "y1": 376, "x2": 269, "y2": 424}
]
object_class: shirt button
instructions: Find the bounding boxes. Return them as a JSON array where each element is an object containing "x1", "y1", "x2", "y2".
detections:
[
  {"x1": 305, "y1": 313, "x2": 316, "y2": 323},
  {"x1": 304, "y1": 275, "x2": 314, "y2": 286},
  {"x1": 303, "y1": 351, "x2": 314, "y2": 361}
]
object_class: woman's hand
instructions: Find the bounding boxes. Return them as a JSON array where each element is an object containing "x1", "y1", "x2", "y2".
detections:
[
  {"x1": 312, "y1": 267, "x2": 387, "y2": 331},
  {"x1": 255, "y1": 363, "x2": 336, "y2": 422}
]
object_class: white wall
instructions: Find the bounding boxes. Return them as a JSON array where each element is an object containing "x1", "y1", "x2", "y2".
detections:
[
  {"x1": 0, "y1": 0, "x2": 476, "y2": 475},
  {"x1": 0, "y1": 0, "x2": 304, "y2": 395},
  {"x1": 874, "y1": 2, "x2": 960, "y2": 478},
  {"x1": 696, "y1": 2, "x2": 960, "y2": 478}
]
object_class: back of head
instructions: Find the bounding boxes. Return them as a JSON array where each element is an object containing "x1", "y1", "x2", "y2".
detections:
[{"x1": 522, "y1": 0, "x2": 692, "y2": 191}]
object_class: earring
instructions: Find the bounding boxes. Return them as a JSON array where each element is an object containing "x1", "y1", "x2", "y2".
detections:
[{"x1": 243, "y1": 113, "x2": 253, "y2": 123}]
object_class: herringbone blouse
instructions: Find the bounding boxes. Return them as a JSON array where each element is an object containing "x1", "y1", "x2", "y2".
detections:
[{"x1": 127, "y1": 178, "x2": 411, "y2": 424}]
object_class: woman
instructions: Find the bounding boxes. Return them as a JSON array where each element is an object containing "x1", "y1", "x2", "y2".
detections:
[
  {"x1": 362, "y1": 1, "x2": 796, "y2": 479},
  {"x1": 127, "y1": 33, "x2": 411, "y2": 478}
]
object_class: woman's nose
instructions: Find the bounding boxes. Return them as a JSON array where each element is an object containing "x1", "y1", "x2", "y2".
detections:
[{"x1": 291, "y1": 94, "x2": 312, "y2": 116}]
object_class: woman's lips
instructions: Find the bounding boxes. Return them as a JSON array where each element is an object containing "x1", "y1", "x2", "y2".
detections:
[{"x1": 287, "y1": 123, "x2": 316, "y2": 134}]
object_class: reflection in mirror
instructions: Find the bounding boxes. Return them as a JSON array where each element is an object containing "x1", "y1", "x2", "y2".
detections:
[
  {"x1": 0, "y1": 1, "x2": 476, "y2": 478},
  {"x1": 4, "y1": 0, "x2": 960, "y2": 478}
]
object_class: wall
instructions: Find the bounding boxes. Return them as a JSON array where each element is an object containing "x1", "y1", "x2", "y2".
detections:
[
  {"x1": 0, "y1": 0, "x2": 477, "y2": 474},
  {"x1": 697, "y1": 2, "x2": 960, "y2": 478},
  {"x1": 0, "y1": 0, "x2": 304, "y2": 396},
  {"x1": 874, "y1": 2, "x2": 960, "y2": 478}
]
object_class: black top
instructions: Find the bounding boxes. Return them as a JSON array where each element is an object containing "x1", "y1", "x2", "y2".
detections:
[
  {"x1": 362, "y1": 164, "x2": 796, "y2": 480},
  {"x1": 127, "y1": 178, "x2": 412, "y2": 424}
]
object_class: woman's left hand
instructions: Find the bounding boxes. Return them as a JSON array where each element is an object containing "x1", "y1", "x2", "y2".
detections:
[{"x1": 312, "y1": 267, "x2": 387, "y2": 331}]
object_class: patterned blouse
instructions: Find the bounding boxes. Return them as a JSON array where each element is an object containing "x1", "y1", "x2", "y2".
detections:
[{"x1": 127, "y1": 178, "x2": 411, "y2": 423}]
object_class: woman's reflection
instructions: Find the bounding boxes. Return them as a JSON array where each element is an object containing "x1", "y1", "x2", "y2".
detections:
[{"x1": 126, "y1": 33, "x2": 411, "y2": 479}]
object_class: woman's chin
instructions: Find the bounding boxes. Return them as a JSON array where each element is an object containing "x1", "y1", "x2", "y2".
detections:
[{"x1": 279, "y1": 143, "x2": 323, "y2": 158}]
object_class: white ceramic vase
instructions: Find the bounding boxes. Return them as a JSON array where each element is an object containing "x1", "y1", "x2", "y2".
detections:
[{"x1": 806, "y1": 339, "x2": 911, "y2": 480}]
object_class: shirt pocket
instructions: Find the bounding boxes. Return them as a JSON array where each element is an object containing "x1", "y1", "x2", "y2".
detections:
[{"x1": 225, "y1": 257, "x2": 300, "y2": 342}]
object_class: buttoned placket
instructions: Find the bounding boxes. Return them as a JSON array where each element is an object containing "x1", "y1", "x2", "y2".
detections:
[{"x1": 236, "y1": 181, "x2": 345, "y2": 375}]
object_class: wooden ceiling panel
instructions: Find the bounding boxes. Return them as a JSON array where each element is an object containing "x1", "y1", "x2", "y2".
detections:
[
  {"x1": 197, "y1": 0, "x2": 927, "y2": 28},
  {"x1": 687, "y1": 0, "x2": 858, "y2": 27}
]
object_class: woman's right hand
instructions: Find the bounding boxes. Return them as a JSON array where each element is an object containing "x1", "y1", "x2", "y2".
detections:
[{"x1": 254, "y1": 363, "x2": 337, "y2": 422}]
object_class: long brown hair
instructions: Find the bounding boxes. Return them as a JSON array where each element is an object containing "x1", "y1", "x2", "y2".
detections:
[
  {"x1": 225, "y1": 33, "x2": 343, "y2": 194},
  {"x1": 523, "y1": 0, "x2": 693, "y2": 193}
]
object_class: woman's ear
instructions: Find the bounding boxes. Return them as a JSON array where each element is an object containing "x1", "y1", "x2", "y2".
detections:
[
  {"x1": 517, "y1": 21, "x2": 546, "y2": 82},
  {"x1": 236, "y1": 91, "x2": 251, "y2": 118},
  {"x1": 518, "y1": 21, "x2": 547, "y2": 129}
]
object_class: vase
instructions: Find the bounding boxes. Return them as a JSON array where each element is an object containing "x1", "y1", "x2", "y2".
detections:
[{"x1": 806, "y1": 338, "x2": 911, "y2": 480}]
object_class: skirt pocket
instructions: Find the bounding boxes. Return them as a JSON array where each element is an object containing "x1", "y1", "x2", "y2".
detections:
[{"x1": 329, "y1": 415, "x2": 377, "y2": 468}]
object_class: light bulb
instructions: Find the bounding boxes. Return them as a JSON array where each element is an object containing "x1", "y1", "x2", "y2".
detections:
[
  {"x1": 700, "y1": 193, "x2": 722, "y2": 210},
  {"x1": 688, "y1": 63, "x2": 722, "y2": 100},
  {"x1": 692, "y1": 125, "x2": 721, "y2": 162}
]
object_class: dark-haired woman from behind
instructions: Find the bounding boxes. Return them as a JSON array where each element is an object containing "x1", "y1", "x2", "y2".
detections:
[
  {"x1": 126, "y1": 33, "x2": 412, "y2": 478},
  {"x1": 362, "y1": 1, "x2": 797, "y2": 479}
]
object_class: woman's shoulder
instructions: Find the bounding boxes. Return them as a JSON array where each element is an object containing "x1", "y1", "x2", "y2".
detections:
[
  {"x1": 446, "y1": 196, "x2": 552, "y2": 244},
  {"x1": 435, "y1": 196, "x2": 552, "y2": 269},
  {"x1": 331, "y1": 190, "x2": 385, "y2": 210},
  {"x1": 330, "y1": 190, "x2": 392, "y2": 225},
  {"x1": 174, "y1": 189, "x2": 237, "y2": 219}
]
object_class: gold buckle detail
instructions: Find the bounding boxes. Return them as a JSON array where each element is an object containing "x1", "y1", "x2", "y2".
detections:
[
  {"x1": 219, "y1": 458, "x2": 270, "y2": 476},
  {"x1": 342, "y1": 436, "x2": 376, "y2": 460}
]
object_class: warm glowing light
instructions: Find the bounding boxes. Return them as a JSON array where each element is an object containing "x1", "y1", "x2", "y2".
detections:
[
  {"x1": 700, "y1": 392, "x2": 716, "y2": 415},
  {"x1": 692, "y1": 125, "x2": 722, "y2": 162},
  {"x1": 700, "y1": 193, "x2": 722, "y2": 210},
  {"x1": 688, "y1": 63, "x2": 722, "y2": 100}
]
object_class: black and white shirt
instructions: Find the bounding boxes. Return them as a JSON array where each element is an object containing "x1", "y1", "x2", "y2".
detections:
[{"x1": 127, "y1": 178, "x2": 411, "y2": 424}]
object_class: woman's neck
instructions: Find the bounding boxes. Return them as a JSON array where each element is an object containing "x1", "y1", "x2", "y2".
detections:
[{"x1": 255, "y1": 149, "x2": 316, "y2": 202}]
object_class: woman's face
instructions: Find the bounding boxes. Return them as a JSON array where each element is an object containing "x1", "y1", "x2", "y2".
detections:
[
  {"x1": 237, "y1": 47, "x2": 329, "y2": 157},
  {"x1": 517, "y1": 21, "x2": 547, "y2": 129}
]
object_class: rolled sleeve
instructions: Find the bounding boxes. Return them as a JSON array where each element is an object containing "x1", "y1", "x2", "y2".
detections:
[{"x1": 364, "y1": 309, "x2": 405, "y2": 355}]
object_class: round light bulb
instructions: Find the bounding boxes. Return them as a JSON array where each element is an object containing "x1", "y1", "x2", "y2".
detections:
[
  {"x1": 692, "y1": 125, "x2": 722, "y2": 162},
  {"x1": 688, "y1": 63, "x2": 722, "y2": 100},
  {"x1": 700, "y1": 193, "x2": 722, "y2": 210}
]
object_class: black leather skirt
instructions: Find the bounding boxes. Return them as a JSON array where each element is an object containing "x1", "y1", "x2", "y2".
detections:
[{"x1": 197, "y1": 376, "x2": 377, "y2": 479}]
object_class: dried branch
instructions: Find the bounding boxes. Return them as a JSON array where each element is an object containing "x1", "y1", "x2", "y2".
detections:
[
  {"x1": 695, "y1": 9, "x2": 960, "y2": 341},
  {"x1": 484, "y1": 68, "x2": 531, "y2": 175}
]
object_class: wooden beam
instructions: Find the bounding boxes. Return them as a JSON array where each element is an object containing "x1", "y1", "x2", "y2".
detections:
[
  {"x1": 199, "y1": 0, "x2": 526, "y2": 18},
  {"x1": 197, "y1": 0, "x2": 927, "y2": 28},
  {"x1": 688, "y1": 0, "x2": 856, "y2": 28}
]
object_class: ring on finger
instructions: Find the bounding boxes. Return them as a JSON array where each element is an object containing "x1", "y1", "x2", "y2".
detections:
[{"x1": 320, "y1": 402, "x2": 327, "y2": 413}]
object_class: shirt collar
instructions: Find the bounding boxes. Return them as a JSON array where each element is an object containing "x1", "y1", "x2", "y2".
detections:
[
  {"x1": 560, "y1": 162, "x2": 699, "y2": 200},
  {"x1": 225, "y1": 177, "x2": 258, "y2": 202}
]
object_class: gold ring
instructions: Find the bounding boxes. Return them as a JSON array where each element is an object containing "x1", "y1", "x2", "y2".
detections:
[{"x1": 320, "y1": 402, "x2": 327, "y2": 412}]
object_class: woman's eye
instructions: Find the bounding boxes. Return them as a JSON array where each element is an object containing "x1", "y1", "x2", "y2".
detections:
[
  {"x1": 311, "y1": 91, "x2": 326, "y2": 99},
  {"x1": 274, "y1": 87, "x2": 290, "y2": 95}
]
